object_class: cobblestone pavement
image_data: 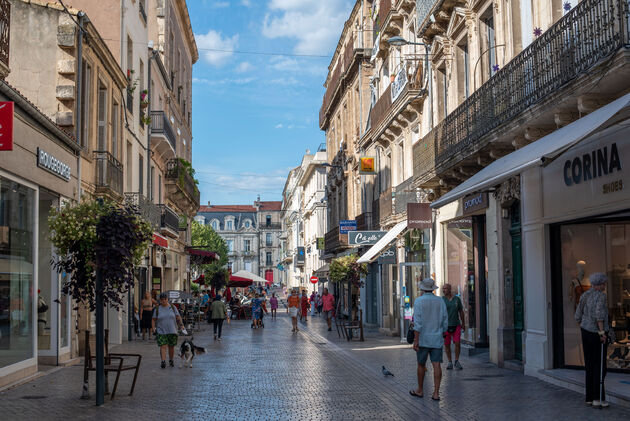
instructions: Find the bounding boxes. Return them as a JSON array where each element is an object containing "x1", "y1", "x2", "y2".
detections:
[{"x1": 0, "y1": 309, "x2": 629, "y2": 420}]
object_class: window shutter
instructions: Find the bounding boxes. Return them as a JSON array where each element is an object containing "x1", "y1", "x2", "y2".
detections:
[{"x1": 97, "y1": 88, "x2": 107, "y2": 151}]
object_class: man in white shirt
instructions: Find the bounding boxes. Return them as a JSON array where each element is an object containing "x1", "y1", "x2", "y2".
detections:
[{"x1": 410, "y1": 278, "x2": 448, "y2": 401}]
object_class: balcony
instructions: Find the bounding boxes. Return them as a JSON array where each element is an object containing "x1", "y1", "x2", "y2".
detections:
[
  {"x1": 413, "y1": 0, "x2": 630, "y2": 188},
  {"x1": 124, "y1": 192, "x2": 161, "y2": 230},
  {"x1": 260, "y1": 222, "x2": 282, "y2": 230},
  {"x1": 0, "y1": 0, "x2": 9, "y2": 77},
  {"x1": 165, "y1": 158, "x2": 200, "y2": 215},
  {"x1": 159, "y1": 204, "x2": 179, "y2": 237},
  {"x1": 324, "y1": 226, "x2": 349, "y2": 256},
  {"x1": 93, "y1": 151, "x2": 123, "y2": 197},
  {"x1": 370, "y1": 85, "x2": 392, "y2": 131},
  {"x1": 394, "y1": 177, "x2": 418, "y2": 215},
  {"x1": 150, "y1": 111, "x2": 176, "y2": 160}
]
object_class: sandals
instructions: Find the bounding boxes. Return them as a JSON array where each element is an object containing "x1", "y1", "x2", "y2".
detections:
[
  {"x1": 431, "y1": 396, "x2": 440, "y2": 401},
  {"x1": 409, "y1": 390, "x2": 423, "y2": 398}
]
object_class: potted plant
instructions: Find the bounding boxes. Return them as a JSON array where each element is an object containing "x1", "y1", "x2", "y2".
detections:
[{"x1": 140, "y1": 89, "x2": 149, "y2": 109}]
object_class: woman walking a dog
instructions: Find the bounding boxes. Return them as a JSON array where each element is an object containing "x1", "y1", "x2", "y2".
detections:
[{"x1": 152, "y1": 292, "x2": 184, "y2": 369}]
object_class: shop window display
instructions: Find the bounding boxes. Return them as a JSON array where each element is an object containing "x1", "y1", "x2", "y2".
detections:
[
  {"x1": 445, "y1": 219, "x2": 475, "y2": 344},
  {"x1": 560, "y1": 223, "x2": 630, "y2": 372},
  {"x1": 0, "y1": 177, "x2": 36, "y2": 368}
]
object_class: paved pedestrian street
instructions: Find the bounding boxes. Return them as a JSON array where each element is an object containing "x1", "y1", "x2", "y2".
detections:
[{"x1": 1, "y1": 312, "x2": 628, "y2": 421}]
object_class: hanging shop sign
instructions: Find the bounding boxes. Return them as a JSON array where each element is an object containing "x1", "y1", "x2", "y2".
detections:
[
  {"x1": 152, "y1": 233, "x2": 169, "y2": 248},
  {"x1": 359, "y1": 156, "x2": 376, "y2": 174},
  {"x1": 0, "y1": 101, "x2": 13, "y2": 151},
  {"x1": 339, "y1": 220, "x2": 357, "y2": 234},
  {"x1": 316, "y1": 237, "x2": 325, "y2": 250},
  {"x1": 348, "y1": 230, "x2": 387, "y2": 246},
  {"x1": 37, "y1": 147, "x2": 71, "y2": 181},
  {"x1": 296, "y1": 246, "x2": 305, "y2": 265},
  {"x1": 462, "y1": 192, "x2": 488, "y2": 215},
  {"x1": 407, "y1": 203, "x2": 432, "y2": 228},
  {"x1": 377, "y1": 245, "x2": 397, "y2": 265}
]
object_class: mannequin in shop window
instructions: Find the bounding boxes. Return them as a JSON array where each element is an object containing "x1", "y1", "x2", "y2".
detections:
[{"x1": 570, "y1": 260, "x2": 590, "y2": 310}]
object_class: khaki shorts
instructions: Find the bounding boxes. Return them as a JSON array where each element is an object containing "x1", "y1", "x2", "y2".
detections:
[
  {"x1": 289, "y1": 307, "x2": 298, "y2": 318},
  {"x1": 322, "y1": 310, "x2": 332, "y2": 320}
]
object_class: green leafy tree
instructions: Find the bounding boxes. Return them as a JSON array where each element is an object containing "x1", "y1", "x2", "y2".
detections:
[{"x1": 190, "y1": 220, "x2": 229, "y2": 289}]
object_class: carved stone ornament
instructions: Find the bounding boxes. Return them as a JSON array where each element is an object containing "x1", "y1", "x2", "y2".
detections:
[{"x1": 493, "y1": 176, "x2": 521, "y2": 204}]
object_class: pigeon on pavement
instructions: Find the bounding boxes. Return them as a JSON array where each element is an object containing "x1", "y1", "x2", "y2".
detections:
[{"x1": 382, "y1": 366, "x2": 394, "y2": 377}]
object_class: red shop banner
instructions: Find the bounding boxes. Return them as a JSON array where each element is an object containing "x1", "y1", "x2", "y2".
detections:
[{"x1": 0, "y1": 101, "x2": 14, "y2": 151}]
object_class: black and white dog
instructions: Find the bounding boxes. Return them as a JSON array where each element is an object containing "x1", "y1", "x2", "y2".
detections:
[{"x1": 179, "y1": 338, "x2": 206, "y2": 368}]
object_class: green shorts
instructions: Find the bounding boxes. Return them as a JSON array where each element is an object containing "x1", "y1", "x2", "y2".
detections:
[{"x1": 156, "y1": 333, "x2": 178, "y2": 347}]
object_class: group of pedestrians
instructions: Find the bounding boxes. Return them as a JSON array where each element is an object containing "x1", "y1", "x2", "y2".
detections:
[
  {"x1": 410, "y1": 273, "x2": 612, "y2": 408},
  {"x1": 286, "y1": 287, "x2": 335, "y2": 333}
]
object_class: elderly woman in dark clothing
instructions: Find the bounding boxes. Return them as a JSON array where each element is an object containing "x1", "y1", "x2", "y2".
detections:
[{"x1": 575, "y1": 272, "x2": 611, "y2": 408}]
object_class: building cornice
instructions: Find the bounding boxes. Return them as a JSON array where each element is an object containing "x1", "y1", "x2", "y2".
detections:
[{"x1": 175, "y1": 0, "x2": 199, "y2": 64}]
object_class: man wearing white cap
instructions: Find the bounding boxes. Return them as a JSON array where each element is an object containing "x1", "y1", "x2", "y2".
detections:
[{"x1": 409, "y1": 278, "x2": 448, "y2": 401}]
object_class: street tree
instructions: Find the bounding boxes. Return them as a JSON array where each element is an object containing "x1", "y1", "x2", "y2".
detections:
[{"x1": 190, "y1": 219, "x2": 229, "y2": 289}]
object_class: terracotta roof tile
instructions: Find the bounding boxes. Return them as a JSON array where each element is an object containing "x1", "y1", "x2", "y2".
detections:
[
  {"x1": 198, "y1": 205, "x2": 257, "y2": 213},
  {"x1": 258, "y1": 201, "x2": 282, "y2": 211}
]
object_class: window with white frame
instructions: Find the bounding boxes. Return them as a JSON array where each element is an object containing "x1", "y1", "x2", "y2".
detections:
[
  {"x1": 211, "y1": 219, "x2": 219, "y2": 231},
  {"x1": 226, "y1": 219, "x2": 234, "y2": 230}
]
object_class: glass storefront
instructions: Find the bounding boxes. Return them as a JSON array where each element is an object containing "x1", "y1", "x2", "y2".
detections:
[
  {"x1": 0, "y1": 176, "x2": 36, "y2": 369},
  {"x1": 404, "y1": 228, "x2": 432, "y2": 301},
  {"x1": 558, "y1": 221, "x2": 630, "y2": 373},
  {"x1": 444, "y1": 217, "x2": 488, "y2": 346}
]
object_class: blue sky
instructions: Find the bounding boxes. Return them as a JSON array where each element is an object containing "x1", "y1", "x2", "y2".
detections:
[{"x1": 189, "y1": 0, "x2": 353, "y2": 205}]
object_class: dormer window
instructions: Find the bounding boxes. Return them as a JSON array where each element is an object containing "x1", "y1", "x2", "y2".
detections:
[
  {"x1": 244, "y1": 220, "x2": 251, "y2": 229},
  {"x1": 226, "y1": 220, "x2": 233, "y2": 230},
  {"x1": 211, "y1": 220, "x2": 219, "y2": 231}
]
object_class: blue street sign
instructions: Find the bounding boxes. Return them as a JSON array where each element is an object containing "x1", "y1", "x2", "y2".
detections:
[{"x1": 339, "y1": 220, "x2": 357, "y2": 234}]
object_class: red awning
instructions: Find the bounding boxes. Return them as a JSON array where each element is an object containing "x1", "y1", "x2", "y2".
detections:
[
  {"x1": 153, "y1": 233, "x2": 168, "y2": 248},
  {"x1": 227, "y1": 275, "x2": 253, "y2": 288},
  {"x1": 187, "y1": 248, "x2": 219, "y2": 264}
]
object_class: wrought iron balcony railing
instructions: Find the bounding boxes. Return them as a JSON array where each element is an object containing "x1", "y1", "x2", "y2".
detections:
[
  {"x1": 324, "y1": 226, "x2": 349, "y2": 255},
  {"x1": 124, "y1": 192, "x2": 161, "y2": 230},
  {"x1": 159, "y1": 204, "x2": 179, "y2": 233},
  {"x1": 93, "y1": 151, "x2": 123, "y2": 196},
  {"x1": 413, "y1": 0, "x2": 630, "y2": 184},
  {"x1": 0, "y1": 0, "x2": 10, "y2": 70},
  {"x1": 261, "y1": 222, "x2": 282, "y2": 230},
  {"x1": 165, "y1": 158, "x2": 200, "y2": 207},
  {"x1": 356, "y1": 211, "x2": 373, "y2": 231},
  {"x1": 150, "y1": 111, "x2": 176, "y2": 151}
]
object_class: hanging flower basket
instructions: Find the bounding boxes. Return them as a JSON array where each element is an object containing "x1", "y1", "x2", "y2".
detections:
[{"x1": 329, "y1": 254, "x2": 367, "y2": 288}]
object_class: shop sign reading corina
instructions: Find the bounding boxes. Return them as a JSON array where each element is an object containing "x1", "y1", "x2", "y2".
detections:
[
  {"x1": 37, "y1": 147, "x2": 71, "y2": 181},
  {"x1": 348, "y1": 230, "x2": 386, "y2": 246},
  {"x1": 462, "y1": 192, "x2": 488, "y2": 215},
  {"x1": 339, "y1": 220, "x2": 357, "y2": 234}
]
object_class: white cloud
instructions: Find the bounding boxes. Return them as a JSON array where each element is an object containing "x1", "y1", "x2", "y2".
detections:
[
  {"x1": 275, "y1": 123, "x2": 283, "y2": 129},
  {"x1": 211, "y1": 1, "x2": 229, "y2": 8},
  {"x1": 241, "y1": 0, "x2": 252, "y2": 6},
  {"x1": 262, "y1": 0, "x2": 353, "y2": 55},
  {"x1": 195, "y1": 30, "x2": 239, "y2": 66},
  {"x1": 236, "y1": 61, "x2": 253, "y2": 73},
  {"x1": 269, "y1": 57, "x2": 325, "y2": 77}
]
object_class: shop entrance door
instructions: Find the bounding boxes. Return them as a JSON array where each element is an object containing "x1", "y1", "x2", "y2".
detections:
[
  {"x1": 398, "y1": 262, "x2": 427, "y2": 343},
  {"x1": 510, "y1": 220, "x2": 524, "y2": 361}
]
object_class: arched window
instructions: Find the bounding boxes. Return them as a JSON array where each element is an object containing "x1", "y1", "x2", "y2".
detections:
[
  {"x1": 244, "y1": 219, "x2": 251, "y2": 229},
  {"x1": 211, "y1": 219, "x2": 219, "y2": 231}
]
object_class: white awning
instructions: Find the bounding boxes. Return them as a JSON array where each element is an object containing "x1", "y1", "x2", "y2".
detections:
[
  {"x1": 431, "y1": 92, "x2": 630, "y2": 209},
  {"x1": 232, "y1": 270, "x2": 267, "y2": 284},
  {"x1": 357, "y1": 220, "x2": 408, "y2": 264}
]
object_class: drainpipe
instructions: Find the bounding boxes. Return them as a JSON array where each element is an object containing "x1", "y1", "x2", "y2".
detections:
[{"x1": 75, "y1": 12, "x2": 85, "y2": 201}]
